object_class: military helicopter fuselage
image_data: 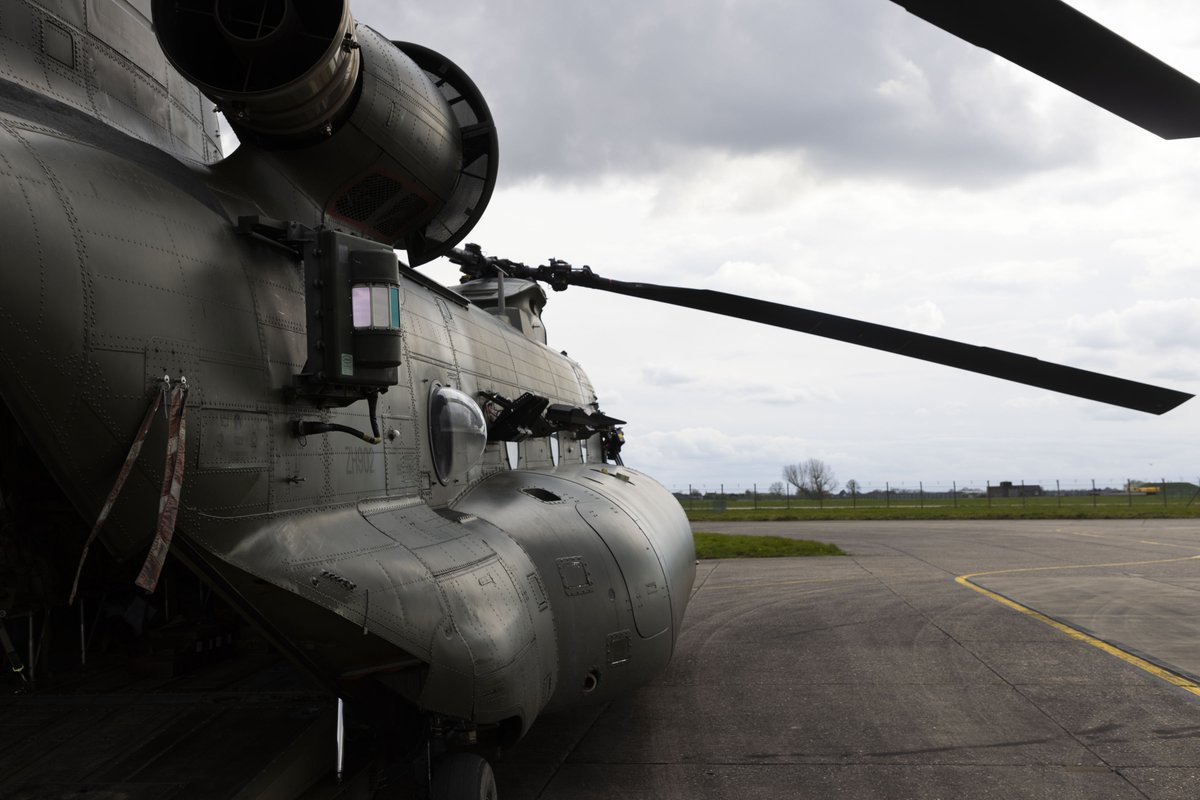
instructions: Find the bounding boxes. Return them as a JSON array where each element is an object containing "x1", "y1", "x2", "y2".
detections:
[{"x1": 0, "y1": 0, "x2": 694, "y2": 756}]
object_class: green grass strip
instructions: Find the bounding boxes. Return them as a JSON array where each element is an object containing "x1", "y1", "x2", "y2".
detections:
[
  {"x1": 687, "y1": 505, "x2": 1200, "y2": 522},
  {"x1": 693, "y1": 532, "x2": 845, "y2": 559}
]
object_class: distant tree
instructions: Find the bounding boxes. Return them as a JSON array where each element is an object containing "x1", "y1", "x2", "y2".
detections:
[
  {"x1": 782, "y1": 459, "x2": 839, "y2": 507},
  {"x1": 782, "y1": 463, "x2": 804, "y2": 497},
  {"x1": 804, "y1": 459, "x2": 839, "y2": 506},
  {"x1": 768, "y1": 481, "x2": 785, "y2": 497},
  {"x1": 845, "y1": 478, "x2": 859, "y2": 496}
]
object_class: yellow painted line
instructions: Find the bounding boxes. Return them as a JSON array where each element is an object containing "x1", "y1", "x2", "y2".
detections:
[{"x1": 956, "y1": 569, "x2": 1200, "y2": 698}]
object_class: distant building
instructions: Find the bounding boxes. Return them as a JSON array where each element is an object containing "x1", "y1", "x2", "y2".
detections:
[{"x1": 988, "y1": 481, "x2": 1043, "y2": 498}]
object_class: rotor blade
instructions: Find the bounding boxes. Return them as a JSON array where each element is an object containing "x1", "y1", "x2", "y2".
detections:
[
  {"x1": 892, "y1": 0, "x2": 1200, "y2": 139},
  {"x1": 571, "y1": 275, "x2": 1192, "y2": 415}
]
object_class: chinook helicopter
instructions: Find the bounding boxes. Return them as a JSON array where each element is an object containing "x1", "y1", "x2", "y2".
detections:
[{"x1": 0, "y1": 0, "x2": 1196, "y2": 797}]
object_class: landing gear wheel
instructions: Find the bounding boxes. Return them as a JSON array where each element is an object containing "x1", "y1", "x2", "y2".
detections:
[{"x1": 430, "y1": 752, "x2": 497, "y2": 800}]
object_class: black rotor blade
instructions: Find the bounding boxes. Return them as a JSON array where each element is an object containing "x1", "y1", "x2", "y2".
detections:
[
  {"x1": 571, "y1": 275, "x2": 1192, "y2": 415},
  {"x1": 893, "y1": 0, "x2": 1200, "y2": 139}
]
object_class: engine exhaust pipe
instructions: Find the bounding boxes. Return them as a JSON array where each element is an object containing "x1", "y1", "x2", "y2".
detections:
[{"x1": 151, "y1": 0, "x2": 360, "y2": 143}]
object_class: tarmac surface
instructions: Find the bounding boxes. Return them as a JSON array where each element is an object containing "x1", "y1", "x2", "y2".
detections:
[{"x1": 493, "y1": 519, "x2": 1200, "y2": 799}]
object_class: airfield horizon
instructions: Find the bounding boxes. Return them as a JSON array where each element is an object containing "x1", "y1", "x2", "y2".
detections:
[{"x1": 685, "y1": 500, "x2": 1200, "y2": 523}]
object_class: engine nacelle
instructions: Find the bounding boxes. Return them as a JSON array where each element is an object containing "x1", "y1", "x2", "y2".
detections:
[
  {"x1": 151, "y1": 0, "x2": 360, "y2": 142},
  {"x1": 152, "y1": 1, "x2": 497, "y2": 264}
]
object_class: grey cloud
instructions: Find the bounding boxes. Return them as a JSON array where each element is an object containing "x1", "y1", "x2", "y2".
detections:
[
  {"x1": 1067, "y1": 299, "x2": 1200, "y2": 351},
  {"x1": 354, "y1": 0, "x2": 1102, "y2": 187},
  {"x1": 1151, "y1": 366, "x2": 1200, "y2": 383},
  {"x1": 642, "y1": 365, "x2": 693, "y2": 386}
]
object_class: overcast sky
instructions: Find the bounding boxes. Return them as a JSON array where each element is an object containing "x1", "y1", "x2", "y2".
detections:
[{"x1": 349, "y1": 0, "x2": 1200, "y2": 495}]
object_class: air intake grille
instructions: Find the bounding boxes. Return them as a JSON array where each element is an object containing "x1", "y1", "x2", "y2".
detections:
[
  {"x1": 331, "y1": 174, "x2": 431, "y2": 243},
  {"x1": 334, "y1": 174, "x2": 406, "y2": 223}
]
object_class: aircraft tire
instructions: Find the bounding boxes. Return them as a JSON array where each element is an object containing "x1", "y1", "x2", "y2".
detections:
[{"x1": 430, "y1": 752, "x2": 498, "y2": 800}]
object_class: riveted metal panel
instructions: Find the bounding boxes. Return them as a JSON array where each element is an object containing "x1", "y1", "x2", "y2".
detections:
[
  {"x1": 527, "y1": 572, "x2": 549, "y2": 612},
  {"x1": 606, "y1": 630, "x2": 631, "y2": 666},
  {"x1": 85, "y1": 0, "x2": 166, "y2": 85},
  {"x1": 555, "y1": 556, "x2": 593, "y2": 597},
  {"x1": 576, "y1": 501, "x2": 671, "y2": 638},
  {"x1": 197, "y1": 410, "x2": 270, "y2": 470},
  {"x1": 43, "y1": 18, "x2": 74, "y2": 68}
]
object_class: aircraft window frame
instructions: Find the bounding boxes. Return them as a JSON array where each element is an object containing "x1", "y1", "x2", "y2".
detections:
[{"x1": 428, "y1": 384, "x2": 488, "y2": 485}]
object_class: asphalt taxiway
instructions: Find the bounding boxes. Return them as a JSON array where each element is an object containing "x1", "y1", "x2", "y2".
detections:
[{"x1": 494, "y1": 520, "x2": 1200, "y2": 799}]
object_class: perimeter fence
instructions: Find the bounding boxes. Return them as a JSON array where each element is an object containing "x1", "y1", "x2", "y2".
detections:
[{"x1": 673, "y1": 478, "x2": 1200, "y2": 513}]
